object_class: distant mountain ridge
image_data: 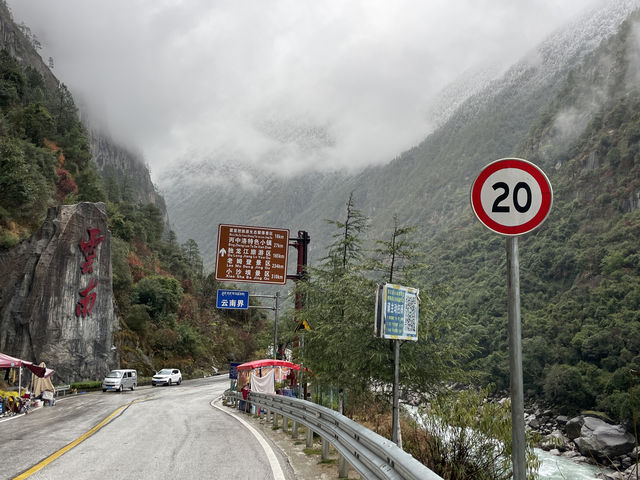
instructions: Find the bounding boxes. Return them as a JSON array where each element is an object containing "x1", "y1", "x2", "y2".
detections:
[{"x1": 161, "y1": 0, "x2": 639, "y2": 270}]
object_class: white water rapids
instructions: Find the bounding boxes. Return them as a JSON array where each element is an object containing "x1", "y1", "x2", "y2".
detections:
[
  {"x1": 405, "y1": 405, "x2": 614, "y2": 479},
  {"x1": 536, "y1": 448, "x2": 614, "y2": 479}
]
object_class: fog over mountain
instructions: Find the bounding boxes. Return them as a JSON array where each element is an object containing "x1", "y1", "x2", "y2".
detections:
[
  {"x1": 6, "y1": 0, "x2": 603, "y2": 180},
  {"x1": 153, "y1": 0, "x2": 640, "y2": 271}
]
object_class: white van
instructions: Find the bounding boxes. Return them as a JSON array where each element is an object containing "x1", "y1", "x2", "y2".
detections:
[{"x1": 102, "y1": 369, "x2": 137, "y2": 392}]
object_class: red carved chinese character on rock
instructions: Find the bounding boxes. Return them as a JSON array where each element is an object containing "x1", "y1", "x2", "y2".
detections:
[
  {"x1": 79, "y1": 228, "x2": 105, "y2": 274},
  {"x1": 76, "y1": 278, "x2": 98, "y2": 317}
]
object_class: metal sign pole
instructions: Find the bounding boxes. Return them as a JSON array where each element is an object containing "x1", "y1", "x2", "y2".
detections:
[
  {"x1": 249, "y1": 293, "x2": 280, "y2": 359},
  {"x1": 392, "y1": 339, "x2": 400, "y2": 446},
  {"x1": 507, "y1": 236, "x2": 526, "y2": 479},
  {"x1": 274, "y1": 292, "x2": 279, "y2": 359},
  {"x1": 471, "y1": 158, "x2": 552, "y2": 480}
]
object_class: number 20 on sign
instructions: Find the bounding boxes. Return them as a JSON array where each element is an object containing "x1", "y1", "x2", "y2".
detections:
[{"x1": 470, "y1": 158, "x2": 553, "y2": 236}]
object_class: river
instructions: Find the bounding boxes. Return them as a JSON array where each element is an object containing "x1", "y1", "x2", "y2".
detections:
[
  {"x1": 537, "y1": 448, "x2": 614, "y2": 479},
  {"x1": 405, "y1": 405, "x2": 615, "y2": 479}
]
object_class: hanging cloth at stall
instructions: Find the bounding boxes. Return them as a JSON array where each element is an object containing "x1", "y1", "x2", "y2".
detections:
[
  {"x1": 30, "y1": 362, "x2": 55, "y2": 397},
  {"x1": 250, "y1": 368, "x2": 275, "y2": 394}
]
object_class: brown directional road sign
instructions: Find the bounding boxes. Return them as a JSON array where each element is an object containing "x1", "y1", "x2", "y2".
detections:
[{"x1": 215, "y1": 224, "x2": 289, "y2": 285}]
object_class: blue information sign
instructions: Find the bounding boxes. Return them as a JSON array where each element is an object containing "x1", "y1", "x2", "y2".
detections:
[
  {"x1": 216, "y1": 289, "x2": 249, "y2": 309},
  {"x1": 229, "y1": 362, "x2": 241, "y2": 379},
  {"x1": 376, "y1": 284, "x2": 419, "y2": 341}
]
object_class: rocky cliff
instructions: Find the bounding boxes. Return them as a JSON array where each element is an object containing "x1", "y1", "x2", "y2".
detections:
[
  {"x1": 0, "y1": 203, "x2": 118, "y2": 383},
  {"x1": 0, "y1": 1, "x2": 170, "y2": 233},
  {"x1": 88, "y1": 128, "x2": 170, "y2": 230},
  {"x1": 0, "y1": 0, "x2": 58, "y2": 93}
]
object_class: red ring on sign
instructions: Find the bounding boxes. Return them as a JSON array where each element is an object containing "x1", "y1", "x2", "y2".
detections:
[{"x1": 470, "y1": 158, "x2": 553, "y2": 236}]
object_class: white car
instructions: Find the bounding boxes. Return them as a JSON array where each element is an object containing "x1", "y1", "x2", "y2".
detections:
[
  {"x1": 102, "y1": 369, "x2": 137, "y2": 392},
  {"x1": 152, "y1": 368, "x2": 182, "y2": 386}
]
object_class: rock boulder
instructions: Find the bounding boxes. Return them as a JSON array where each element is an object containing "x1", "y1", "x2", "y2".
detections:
[
  {"x1": 573, "y1": 417, "x2": 635, "y2": 461},
  {"x1": 0, "y1": 203, "x2": 118, "y2": 383}
]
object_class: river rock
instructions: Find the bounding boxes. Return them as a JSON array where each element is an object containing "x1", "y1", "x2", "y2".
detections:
[
  {"x1": 566, "y1": 416, "x2": 585, "y2": 440},
  {"x1": 540, "y1": 429, "x2": 571, "y2": 451},
  {"x1": 0, "y1": 203, "x2": 118, "y2": 383},
  {"x1": 573, "y1": 417, "x2": 635, "y2": 460},
  {"x1": 601, "y1": 463, "x2": 639, "y2": 480}
]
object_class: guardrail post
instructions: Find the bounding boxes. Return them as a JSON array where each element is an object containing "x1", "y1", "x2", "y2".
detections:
[
  {"x1": 338, "y1": 455, "x2": 349, "y2": 478},
  {"x1": 282, "y1": 415, "x2": 288, "y2": 433},
  {"x1": 321, "y1": 438, "x2": 329, "y2": 461},
  {"x1": 306, "y1": 427, "x2": 313, "y2": 448},
  {"x1": 292, "y1": 420, "x2": 299, "y2": 439},
  {"x1": 222, "y1": 389, "x2": 444, "y2": 480}
]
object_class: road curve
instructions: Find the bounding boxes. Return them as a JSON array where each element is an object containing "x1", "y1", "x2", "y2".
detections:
[{"x1": 0, "y1": 376, "x2": 294, "y2": 480}]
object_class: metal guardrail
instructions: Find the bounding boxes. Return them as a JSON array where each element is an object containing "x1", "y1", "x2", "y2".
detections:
[
  {"x1": 54, "y1": 385, "x2": 70, "y2": 396},
  {"x1": 223, "y1": 390, "x2": 443, "y2": 480}
]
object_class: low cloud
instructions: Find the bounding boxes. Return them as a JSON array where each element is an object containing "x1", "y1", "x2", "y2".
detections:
[{"x1": 8, "y1": 0, "x2": 604, "y2": 181}]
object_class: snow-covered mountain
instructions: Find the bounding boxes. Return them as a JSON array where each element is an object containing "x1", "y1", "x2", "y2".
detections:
[{"x1": 159, "y1": 0, "x2": 640, "y2": 270}]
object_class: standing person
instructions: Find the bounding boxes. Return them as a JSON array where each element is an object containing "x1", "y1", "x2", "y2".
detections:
[{"x1": 241, "y1": 383, "x2": 250, "y2": 413}]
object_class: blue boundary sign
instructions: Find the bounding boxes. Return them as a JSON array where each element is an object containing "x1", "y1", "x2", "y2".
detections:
[
  {"x1": 216, "y1": 289, "x2": 249, "y2": 309},
  {"x1": 229, "y1": 362, "x2": 241, "y2": 379}
]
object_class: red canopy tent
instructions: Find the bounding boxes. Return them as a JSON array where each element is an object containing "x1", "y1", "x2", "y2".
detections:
[
  {"x1": 237, "y1": 359, "x2": 302, "y2": 371},
  {"x1": 0, "y1": 352, "x2": 55, "y2": 396},
  {"x1": 0, "y1": 353, "x2": 54, "y2": 378}
]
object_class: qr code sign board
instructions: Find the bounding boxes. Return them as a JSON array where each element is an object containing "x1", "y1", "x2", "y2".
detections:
[
  {"x1": 404, "y1": 292, "x2": 418, "y2": 336},
  {"x1": 382, "y1": 284, "x2": 419, "y2": 341}
]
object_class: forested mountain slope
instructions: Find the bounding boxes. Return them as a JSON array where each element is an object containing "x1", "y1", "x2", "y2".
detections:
[
  {"x1": 160, "y1": 2, "x2": 640, "y2": 419},
  {"x1": 427, "y1": 9, "x2": 640, "y2": 418}
]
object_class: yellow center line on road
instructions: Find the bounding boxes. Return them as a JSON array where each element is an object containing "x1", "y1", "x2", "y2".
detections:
[{"x1": 13, "y1": 397, "x2": 148, "y2": 480}]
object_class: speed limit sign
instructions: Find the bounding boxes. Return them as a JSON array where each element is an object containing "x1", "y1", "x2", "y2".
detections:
[{"x1": 470, "y1": 158, "x2": 553, "y2": 236}]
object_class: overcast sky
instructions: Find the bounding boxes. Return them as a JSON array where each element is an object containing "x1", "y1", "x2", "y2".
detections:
[{"x1": 7, "y1": 0, "x2": 604, "y2": 182}]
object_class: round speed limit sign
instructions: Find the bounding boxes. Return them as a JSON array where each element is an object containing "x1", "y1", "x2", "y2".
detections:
[{"x1": 470, "y1": 158, "x2": 553, "y2": 236}]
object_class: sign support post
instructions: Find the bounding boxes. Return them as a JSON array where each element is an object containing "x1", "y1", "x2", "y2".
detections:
[
  {"x1": 273, "y1": 291, "x2": 279, "y2": 360},
  {"x1": 470, "y1": 158, "x2": 553, "y2": 480},
  {"x1": 374, "y1": 283, "x2": 420, "y2": 448},
  {"x1": 250, "y1": 293, "x2": 281, "y2": 359},
  {"x1": 392, "y1": 339, "x2": 401, "y2": 446},
  {"x1": 507, "y1": 236, "x2": 526, "y2": 479}
]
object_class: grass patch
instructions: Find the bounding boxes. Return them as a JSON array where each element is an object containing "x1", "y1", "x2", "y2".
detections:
[{"x1": 303, "y1": 448, "x2": 322, "y2": 455}]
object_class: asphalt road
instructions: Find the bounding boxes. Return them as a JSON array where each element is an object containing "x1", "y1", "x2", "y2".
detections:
[{"x1": 0, "y1": 375, "x2": 294, "y2": 480}]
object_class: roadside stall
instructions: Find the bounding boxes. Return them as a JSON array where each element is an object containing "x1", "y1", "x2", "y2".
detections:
[
  {"x1": 30, "y1": 362, "x2": 55, "y2": 406},
  {"x1": 0, "y1": 353, "x2": 55, "y2": 415},
  {"x1": 236, "y1": 359, "x2": 307, "y2": 400}
]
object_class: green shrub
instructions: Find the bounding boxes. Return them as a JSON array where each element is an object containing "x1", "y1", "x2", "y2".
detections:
[{"x1": 70, "y1": 381, "x2": 102, "y2": 391}]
